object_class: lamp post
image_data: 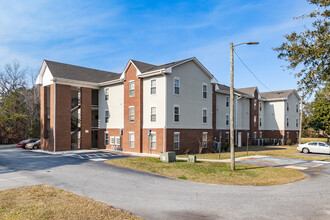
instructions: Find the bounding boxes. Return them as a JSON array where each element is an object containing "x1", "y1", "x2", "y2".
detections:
[{"x1": 230, "y1": 41, "x2": 259, "y2": 171}]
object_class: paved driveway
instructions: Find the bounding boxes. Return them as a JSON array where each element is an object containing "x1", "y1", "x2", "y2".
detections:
[{"x1": 1, "y1": 148, "x2": 330, "y2": 220}]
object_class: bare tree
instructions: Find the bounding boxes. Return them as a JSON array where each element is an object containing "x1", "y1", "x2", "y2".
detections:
[{"x1": 0, "y1": 60, "x2": 27, "y2": 97}]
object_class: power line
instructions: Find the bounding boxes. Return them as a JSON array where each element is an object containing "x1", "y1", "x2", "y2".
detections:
[{"x1": 234, "y1": 50, "x2": 272, "y2": 91}]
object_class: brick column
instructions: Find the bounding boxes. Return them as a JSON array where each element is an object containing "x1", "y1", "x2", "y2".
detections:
[
  {"x1": 81, "y1": 87, "x2": 92, "y2": 149},
  {"x1": 40, "y1": 86, "x2": 47, "y2": 150}
]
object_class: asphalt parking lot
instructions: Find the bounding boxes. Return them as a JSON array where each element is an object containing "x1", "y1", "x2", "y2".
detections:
[{"x1": 63, "y1": 151, "x2": 131, "y2": 161}]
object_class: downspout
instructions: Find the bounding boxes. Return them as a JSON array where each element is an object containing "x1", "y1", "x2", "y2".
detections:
[
  {"x1": 163, "y1": 72, "x2": 167, "y2": 153},
  {"x1": 53, "y1": 78, "x2": 57, "y2": 152}
]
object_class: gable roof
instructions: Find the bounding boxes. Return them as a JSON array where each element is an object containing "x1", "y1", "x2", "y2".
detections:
[
  {"x1": 236, "y1": 87, "x2": 257, "y2": 96},
  {"x1": 260, "y1": 89, "x2": 300, "y2": 100},
  {"x1": 216, "y1": 83, "x2": 253, "y2": 97},
  {"x1": 44, "y1": 60, "x2": 121, "y2": 83}
]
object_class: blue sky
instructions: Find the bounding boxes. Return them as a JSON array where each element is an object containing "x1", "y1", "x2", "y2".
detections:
[{"x1": 0, "y1": 0, "x2": 316, "y2": 93}]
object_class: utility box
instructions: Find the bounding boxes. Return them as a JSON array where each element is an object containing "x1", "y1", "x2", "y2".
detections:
[
  {"x1": 160, "y1": 152, "x2": 176, "y2": 163},
  {"x1": 188, "y1": 155, "x2": 197, "y2": 163}
]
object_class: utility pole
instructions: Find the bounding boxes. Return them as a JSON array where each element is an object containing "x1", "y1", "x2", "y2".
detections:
[
  {"x1": 299, "y1": 95, "x2": 304, "y2": 144},
  {"x1": 229, "y1": 41, "x2": 259, "y2": 171},
  {"x1": 230, "y1": 43, "x2": 235, "y2": 171}
]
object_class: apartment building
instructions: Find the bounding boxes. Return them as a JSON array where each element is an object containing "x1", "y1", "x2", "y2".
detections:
[{"x1": 36, "y1": 57, "x2": 300, "y2": 153}]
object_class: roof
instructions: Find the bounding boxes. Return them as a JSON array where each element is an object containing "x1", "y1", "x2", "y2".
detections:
[
  {"x1": 216, "y1": 84, "x2": 252, "y2": 97},
  {"x1": 235, "y1": 87, "x2": 257, "y2": 96},
  {"x1": 260, "y1": 89, "x2": 297, "y2": 100},
  {"x1": 44, "y1": 60, "x2": 121, "y2": 83},
  {"x1": 131, "y1": 58, "x2": 194, "y2": 73}
]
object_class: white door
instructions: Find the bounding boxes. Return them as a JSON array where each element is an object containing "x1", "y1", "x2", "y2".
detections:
[{"x1": 238, "y1": 132, "x2": 242, "y2": 147}]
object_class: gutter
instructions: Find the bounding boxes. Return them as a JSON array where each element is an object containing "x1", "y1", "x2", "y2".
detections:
[
  {"x1": 163, "y1": 72, "x2": 167, "y2": 153},
  {"x1": 53, "y1": 78, "x2": 57, "y2": 152}
]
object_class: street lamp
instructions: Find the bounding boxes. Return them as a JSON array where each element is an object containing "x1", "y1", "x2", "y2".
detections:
[{"x1": 230, "y1": 41, "x2": 259, "y2": 171}]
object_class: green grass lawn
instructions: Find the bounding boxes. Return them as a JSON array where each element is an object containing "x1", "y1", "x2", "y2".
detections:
[
  {"x1": 105, "y1": 157, "x2": 306, "y2": 186},
  {"x1": 0, "y1": 185, "x2": 139, "y2": 220},
  {"x1": 179, "y1": 144, "x2": 330, "y2": 161},
  {"x1": 301, "y1": 137, "x2": 328, "y2": 143}
]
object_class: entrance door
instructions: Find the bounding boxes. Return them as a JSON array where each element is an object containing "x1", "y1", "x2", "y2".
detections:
[{"x1": 238, "y1": 132, "x2": 242, "y2": 147}]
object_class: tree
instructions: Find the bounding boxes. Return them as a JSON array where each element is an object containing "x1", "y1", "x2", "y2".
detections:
[
  {"x1": 306, "y1": 83, "x2": 330, "y2": 136},
  {"x1": 0, "y1": 91, "x2": 29, "y2": 143},
  {"x1": 0, "y1": 60, "x2": 27, "y2": 97},
  {"x1": 274, "y1": 0, "x2": 329, "y2": 96}
]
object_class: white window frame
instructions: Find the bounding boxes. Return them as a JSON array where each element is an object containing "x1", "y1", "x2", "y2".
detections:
[
  {"x1": 104, "y1": 131, "x2": 109, "y2": 146},
  {"x1": 150, "y1": 79, "x2": 156, "y2": 95},
  {"x1": 174, "y1": 105, "x2": 180, "y2": 123},
  {"x1": 174, "y1": 77, "x2": 180, "y2": 95},
  {"x1": 286, "y1": 117, "x2": 289, "y2": 127},
  {"x1": 150, "y1": 132, "x2": 156, "y2": 149},
  {"x1": 174, "y1": 132, "x2": 180, "y2": 150},
  {"x1": 202, "y1": 83, "x2": 207, "y2": 99},
  {"x1": 254, "y1": 99, "x2": 257, "y2": 110},
  {"x1": 129, "y1": 80, "x2": 135, "y2": 97},
  {"x1": 202, "y1": 132, "x2": 208, "y2": 148},
  {"x1": 129, "y1": 132, "x2": 135, "y2": 148},
  {"x1": 110, "y1": 136, "x2": 115, "y2": 145},
  {"x1": 129, "y1": 106, "x2": 135, "y2": 122},
  {"x1": 259, "y1": 102, "x2": 262, "y2": 111},
  {"x1": 296, "y1": 103, "x2": 299, "y2": 113},
  {"x1": 254, "y1": 116, "x2": 257, "y2": 127},
  {"x1": 226, "y1": 96, "x2": 229, "y2": 107},
  {"x1": 259, "y1": 132, "x2": 262, "y2": 139},
  {"x1": 254, "y1": 132, "x2": 257, "y2": 139},
  {"x1": 225, "y1": 114, "x2": 229, "y2": 126},
  {"x1": 202, "y1": 108, "x2": 207, "y2": 124},
  {"x1": 105, "y1": 110, "x2": 109, "y2": 124},
  {"x1": 105, "y1": 88, "x2": 109, "y2": 100},
  {"x1": 296, "y1": 118, "x2": 299, "y2": 127},
  {"x1": 225, "y1": 132, "x2": 229, "y2": 143},
  {"x1": 296, "y1": 132, "x2": 299, "y2": 139},
  {"x1": 287, "y1": 132, "x2": 290, "y2": 139},
  {"x1": 150, "y1": 106, "x2": 156, "y2": 122},
  {"x1": 259, "y1": 117, "x2": 262, "y2": 127}
]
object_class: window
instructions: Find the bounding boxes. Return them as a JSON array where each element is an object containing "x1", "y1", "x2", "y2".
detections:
[
  {"x1": 287, "y1": 102, "x2": 289, "y2": 111},
  {"x1": 319, "y1": 142, "x2": 326, "y2": 147},
  {"x1": 259, "y1": 117, "x2": 262, "y2": 127},
  {"x1": 259, "y1": 102, "x2": 262, "y2": 111},
  {"x1": 129, "y1": 106, "x2": 135, "y2": 122},
  {"x1": 151, "y1": 107, "x2": 156, "y2": 122},
  {"x1": 286, "y1": 117, "x2": 289, "y2": 127},
  {"x1": 129, "y1": 81, "x2": 135, "y2": 97},
  {"x1": 150, "y1": 133, "x2": 156, "y2": 149},
  {"x1": 202, "y1": 132, "x2": 208, "y2": 148},
  {"x1": 104, "y1": 132, "x2": 109, "y2": 145},
  {"x1": 296, "y1": 132, "x2": 299, "y2": 139},
  {"x1": 226, "y1": 96, "x2": 229, "y2": 107},
  {"x1": 174, "y1": 132, "x2": 180, "y2": 150},
  {"x1": 110, "y1": 136, "x2": 115, "y2": 145},
  {"x1": 129, "y1": 132, "x2": 134, "y2": 148},
  {"x1": 296, "y1": 104, "x2": 299, "y2": 113},
  {"x1": 309, "y1": 142, "x2": 317, "y2": 146},
  {"x1": 174, "y1": 105, "x2": 180, "y2": 122},
  {"x1": 254, "y1": 99, "x2": 257, "y2": 110},
  {"x1": 105, "y1": 88, "x2": 109, "y2": 100},
  {"x1": 259, "y1": 132, "x2": 262, "y2": 139},
  {"x1": 151, "y1": 79, "x2": 156, "y2": 94},
  {"x1": 226, "y1": 114, "x2": 229, "y2": 126},
  {"x1": 254, "y1": 116, "x2": 257, "y2": 127},
  {"x1": 287, "y1": 132, "x2": 290, "y2": 139},
  {"x1": 202, "y1": 108, "x2": 207, "y2": 124},
  {"x1": 105, "y1": 110, "x2": 109, "y2": 123},
  {"x1": 174, "y1": 77, "x2": 180, "y2": 95},
  {"x1": 202, "y1": 84, "x2": 207, "y2": 99},
  {"x1": 296, "y1": 118, "x2": 299, "y2": 127},
  {"x1": 225, "y1": 132, "x2": 229, "y2": 143},
  {"x1": 254, "y1": 132, "x2": 257, "y2": 139}
]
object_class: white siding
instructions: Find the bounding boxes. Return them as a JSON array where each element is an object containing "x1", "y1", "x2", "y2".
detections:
[
  {"x1": 166, "y1": 61, "x2": 212, "y2": 129},
  {"x1": 263, "y1": 101, "x2": 285, "y2": 130},
  {"x1": 216, "y1": 94, "x2": 249, "y2": 130},
  {"x1": 285, "y1": 93, "x2": 300, "y2": 130},
  {"x1": 42, "y1": 67, "x2": 53, "y2": 86},
  {"x1": 99, "y1": 84, "x2": 124, "y2": 129},
  {"x1": 143, "y1": 75, "x2": 165, "y2": 128}
]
